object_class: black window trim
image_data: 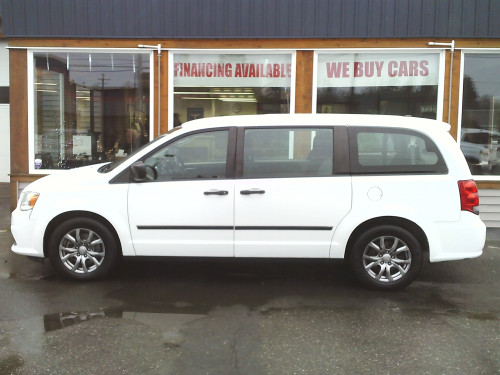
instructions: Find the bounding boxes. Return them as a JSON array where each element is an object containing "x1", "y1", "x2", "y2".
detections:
[
  {"x1": 110, "y1": 127, "x2": 237, "y2": 184},
  {"x1": 235, "y1": 125, "x2": 350, "y2": 179},
  {"x1": 348, "y1": 126, "x2": 448, "y2": 175}
]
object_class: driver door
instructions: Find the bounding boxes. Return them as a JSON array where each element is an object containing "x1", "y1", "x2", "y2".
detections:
[{"x1": 127, "y1": 128, "x2": 235, "y2": 257}]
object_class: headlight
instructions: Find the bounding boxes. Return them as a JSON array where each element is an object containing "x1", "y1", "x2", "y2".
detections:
[{"x1": 20, "y1": 191, "x2": 40, "y2": 211}]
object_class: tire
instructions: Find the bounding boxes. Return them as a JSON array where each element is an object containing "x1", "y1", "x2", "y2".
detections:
[
  {"x1": 348, "y1": 225, "x2": 423, "y2": 290},
  {"x1": 48, "y1": 217, "x2": 119, "y2": 280}
]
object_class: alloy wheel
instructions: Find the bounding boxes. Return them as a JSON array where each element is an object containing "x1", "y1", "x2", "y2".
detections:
[
  {"x1": 362, "y1": 235, "x2": 412, "y2": 283},
  {"x1": 58, "y1": 228, "x2": 106, "y2": 274}
]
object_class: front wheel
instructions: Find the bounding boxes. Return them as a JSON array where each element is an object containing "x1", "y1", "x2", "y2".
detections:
[
  {"x1": 348, "y1": 225, "x2": 423, "y2": 290},
  {"x1": 48, "y1": 218, "x2": 119, "y2": 280}
]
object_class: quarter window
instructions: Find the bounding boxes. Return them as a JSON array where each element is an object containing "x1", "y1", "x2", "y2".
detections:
[
  {"x1": 350, "y1": 128, "x2": 447, "y2": 174},
  {"x1": 243, "y1": 128, "x2": 333, "y2": 178}
]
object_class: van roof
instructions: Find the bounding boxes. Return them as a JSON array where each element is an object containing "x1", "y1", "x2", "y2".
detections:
[{"x1": 180, "y1": 114, "x2": 451, "y2": 133}]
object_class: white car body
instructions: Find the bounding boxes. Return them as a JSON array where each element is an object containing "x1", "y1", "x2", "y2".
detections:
[{"x1": 11, "y1": 114, "x2": 486, "y2": 289}]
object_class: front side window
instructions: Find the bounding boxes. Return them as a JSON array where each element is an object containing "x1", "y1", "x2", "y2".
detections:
[
  {"x1": 172, "y1": 53, "x2": 293, "y2": 127},
  {"x1": 243, "y1": 128, "x2": 333, "y2": 178},
  {"x1": 316, "y1": 52, "x2": 441, "y2": 119},
  {"x1": 350, "y1": 127, "x2": 447, "y2": 174},
  {"x1": 32, "y1": 51, "x2": 151, "y2": 171},
  {"x1": 460, "y1": 53, "x2": 500, "y2": 176},
  {"x1": 145, "y1": 130, "x2": 229, "y2": 180}
]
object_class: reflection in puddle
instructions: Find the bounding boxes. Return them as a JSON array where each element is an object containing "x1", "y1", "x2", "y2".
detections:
[
  {"x1": 6, "y1": 307, "x2": 207, "y2": 362},
  {"x1": 4, "y1": 308, "x2": 208, "y2": 372},
  {"x1": 44, "y1": 311, "x2": 107, "y2": 332},
  {"x1": 42, "y1": 308, "x2": 206, "y2": 334}
]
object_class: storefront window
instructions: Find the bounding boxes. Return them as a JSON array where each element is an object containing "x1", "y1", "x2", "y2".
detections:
[
  {"x1": 460, "y1": 53, "x2": 500, "y2": 176},
  {"x1": 32, "y1": 51, "x2": 150, "y2": 170},
  {"x1": 316, "y1": 52, "x2": 441, "y2": 119},
  {"x1": 172, "y1": 53, "x2": 293, "y2": 126}
]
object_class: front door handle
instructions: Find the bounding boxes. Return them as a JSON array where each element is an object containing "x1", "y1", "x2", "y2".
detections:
[
  {"x1": 204, "y1": 189, "x2": 229, "y2": 196},
  {"x1": 240, "y1": 189, "x2": 266, "y2": 195}
]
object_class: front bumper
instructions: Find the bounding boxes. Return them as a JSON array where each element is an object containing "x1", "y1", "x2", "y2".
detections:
[{"x1": 11, "y1": 208, "x2": 45, "y2": 258}]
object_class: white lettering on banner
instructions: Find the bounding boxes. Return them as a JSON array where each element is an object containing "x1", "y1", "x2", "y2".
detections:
[
  {"x1": 317, "y1": 53, "x2": 440, "y2": 88},
  {"x1": 173, "y1": 54, "x2": 292, "y2": 88}
]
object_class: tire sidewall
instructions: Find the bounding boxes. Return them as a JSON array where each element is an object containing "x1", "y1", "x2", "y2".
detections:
[
  {"x1": 348, "y1": 225, "x2": 423, "y2": 290},
  {"x1": 48, "y1": 217, "x2": 118, "y2": 280}
]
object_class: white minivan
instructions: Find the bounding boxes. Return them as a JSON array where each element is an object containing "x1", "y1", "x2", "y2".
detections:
[{"x1": 11, "y1": 114, "x2": 486, "y2": 289}]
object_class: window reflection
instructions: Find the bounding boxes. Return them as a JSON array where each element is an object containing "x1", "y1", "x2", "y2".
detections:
[
  {"x1": 317, "y1": 86, "x2": 438, "y2": 118},
  {"x1": 33, "y1": 52, "x2": 150, "y2": 170},
  {"x1": 172, "y1": 54, "x2": 292, "y2": 125},
  {"x1": 243, "y1": 128, "x2": 333, "y2": 178},
  {"x1": 316, "y1": 53, "x2": 440, "y2": 119},
  {"x1": 145, "y1": 131, "x2": 229, "y2": 180},
  {"x1": 461, "y1": 54, "x2": 500, "y2": 176}
]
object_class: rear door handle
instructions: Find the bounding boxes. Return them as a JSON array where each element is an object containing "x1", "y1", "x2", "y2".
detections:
[
  {"x1": 240, "y1": 189, "x2": 266, "y2": 195},
  {"x1": 204, "y1": 189, "x2": 229, "y2": 196}
]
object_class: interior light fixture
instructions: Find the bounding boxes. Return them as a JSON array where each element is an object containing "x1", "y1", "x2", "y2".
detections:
[
  {"x1": 219, "y1": 98, "x2": 257, "y2": 102},
  {"x1": 174, "y1": 91, "x2": 254, "y2": 95},
  {"x1": 181, "y1": 97, "x2": 218, "y2": 100},
  {"x1": 174, "y1": 91, "x2": 216, "y2": 95}
]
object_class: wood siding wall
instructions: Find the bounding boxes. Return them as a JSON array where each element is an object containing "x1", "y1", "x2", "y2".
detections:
[{"x1": 478, "y1": 190, "x2": 500, "y2": 228}]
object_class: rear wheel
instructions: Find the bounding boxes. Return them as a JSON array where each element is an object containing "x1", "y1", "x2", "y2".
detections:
[
  {"x1": 48, "y1": 217, "x2": 119, "y2": 280},
  {"x1": 348, "y1": 225, "x2": 423, "y2": 290}
]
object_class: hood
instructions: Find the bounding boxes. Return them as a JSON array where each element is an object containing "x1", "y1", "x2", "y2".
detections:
[{"x1": 24, "y1": 163, "x2": 111, "y2": 194}]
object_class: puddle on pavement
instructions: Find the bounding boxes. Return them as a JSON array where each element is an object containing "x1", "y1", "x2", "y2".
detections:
[
  {"x1": 2, "y1": 272, "x2": 54, "y2": 280},
  {"x1": 19, "y1": 299, "x2": 498, "y2": 337},
  {"x1": 466, "y1": 312, "x2": 498, "y2": 321},
  {"x1": 42, "y1": 307, "x2": 207, "y2": 334},
  {"x1": 0, "y1": 354, "x2": 24, "y2": 374},
  {"x1": 2, "y1": 308, "x2": 207, "y2": 365}
]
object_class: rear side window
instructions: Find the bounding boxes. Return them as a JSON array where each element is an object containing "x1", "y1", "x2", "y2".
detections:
[
  {"x1": 349, "y1": 127, "x2": 447, "y2": 174},
  {"x1": 243, "y1": 128, "x2": 333, "y2": 178}
]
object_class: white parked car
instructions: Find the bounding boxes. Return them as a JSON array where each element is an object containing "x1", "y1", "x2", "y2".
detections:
[{"x1": 11, "y1": 114, "x2": 486, "y2": 290}]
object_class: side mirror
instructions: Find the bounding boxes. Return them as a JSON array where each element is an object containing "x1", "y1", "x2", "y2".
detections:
[
  {"x1": 131, "y1": 161, "x2": 157, "y2": 182},
  {"x1": 130, "y1": 161, "x2": 147, "y2": 182}
]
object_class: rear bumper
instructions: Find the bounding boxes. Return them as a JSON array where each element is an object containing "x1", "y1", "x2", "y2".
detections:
[{"x1": 429, "y1": 212, "x2": 486, "y2": 262}]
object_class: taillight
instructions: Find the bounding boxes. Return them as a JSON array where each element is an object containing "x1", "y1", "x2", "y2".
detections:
[{"x1": 458, "y1": 180, "x2": 479, "y2": 214}]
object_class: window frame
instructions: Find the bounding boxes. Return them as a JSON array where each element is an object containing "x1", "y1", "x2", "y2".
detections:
[
  {"x1": 130, "y1": 127, "x2": 238, "y2": 182},
  {"x1": 27, "y1": 48, "x2": 155, "y2": 175},
  {"x1": 167, "y1": 49, "x2": 297, "y2": 130},
  {"x1": 458, "y1": 48, "x2": 500, "y2": 181},
  {"x1": 348, "y1": 126, "x2": 448, "y2": 175},
  {"x1": 235, "y1": 126, "x2": 349, "y2": 179},
  {"x1": 312, "y1": 49, "x2": 445, "y2": 120}
]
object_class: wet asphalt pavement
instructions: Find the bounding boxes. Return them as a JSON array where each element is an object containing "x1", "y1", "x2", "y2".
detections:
[{"x1": 0, "y1": 183, "x2": 499, "y2": 375}]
